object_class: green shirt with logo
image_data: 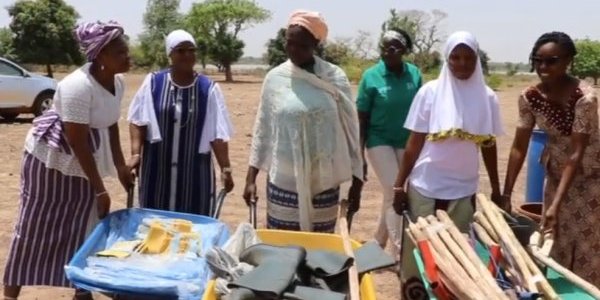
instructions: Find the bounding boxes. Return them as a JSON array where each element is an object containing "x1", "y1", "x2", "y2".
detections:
[{"x1": 356, "y1": 60, "x2": 422, "y2": 149}]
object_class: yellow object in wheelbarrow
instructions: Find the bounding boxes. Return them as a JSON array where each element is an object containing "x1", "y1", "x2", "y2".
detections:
[
  {"x1": 136, "y1": 222, "x2": 173, "y2": 254},
  {"x1": 201, "y1": 229, "x2": 377, "y2": 300}
]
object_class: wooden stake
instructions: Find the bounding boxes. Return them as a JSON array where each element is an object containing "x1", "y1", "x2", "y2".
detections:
[
  {"x1": 472, "y1": 222, "x2": 498, "y2": 248},
  {"x1": 477, "y1": 194, "x2": 537, "y2": 293},
  {"x1": 338, "y1": 200, "x2": 360, "y2": 300},
  {"x1": 434, "y1": 212, "x2": 507, "y2": 300},
  {"x1": 416, "y1": 218, "x2": 485, "y2": 299},
  {"x1": 531, "y1": 248, "x2": 600, "y2": 299}
]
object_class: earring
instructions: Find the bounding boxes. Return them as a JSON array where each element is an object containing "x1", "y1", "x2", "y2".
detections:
[{"x1": 100, "y1": 65, "x2": 105, "y2": 71}]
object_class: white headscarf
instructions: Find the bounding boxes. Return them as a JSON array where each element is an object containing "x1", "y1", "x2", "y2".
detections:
[
  {"x1": 428, "y1": 31, "x2": 503, "y2": 136},
  {"x1": 165, "y1": 29, "x2": 196, "y2": 56}
]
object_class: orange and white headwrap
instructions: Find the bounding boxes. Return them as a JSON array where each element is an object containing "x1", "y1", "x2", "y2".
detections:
[{"x1": 287, "y1": 10, "x2": 328, "y2": 42}]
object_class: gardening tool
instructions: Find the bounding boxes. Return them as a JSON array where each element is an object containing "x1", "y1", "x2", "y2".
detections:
[{"x1": 529, "y1": 232, "x2": 600, "y2": 299}]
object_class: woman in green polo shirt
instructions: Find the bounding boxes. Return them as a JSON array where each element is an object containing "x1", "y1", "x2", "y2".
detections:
[{"x1": 356, "y1": 29, "x2": 422, "y2": 260}]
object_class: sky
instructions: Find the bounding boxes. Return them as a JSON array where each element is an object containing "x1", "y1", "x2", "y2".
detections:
[{"x1": 1, "y1": 0, "x2": 600, "y2": 63}]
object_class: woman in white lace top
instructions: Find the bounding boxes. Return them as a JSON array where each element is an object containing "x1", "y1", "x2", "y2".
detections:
[{"x1": 3, "y1": 21, "x2": 132, "y2": 300}]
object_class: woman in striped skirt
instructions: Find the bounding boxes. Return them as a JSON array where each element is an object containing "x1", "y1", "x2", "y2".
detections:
[
  {"x1": 128, "y1": 30, "x2": 234, "y2": 215},
  {"x1": 3, "y1": 21, "x2": 133, "y2": 300},
  {"x1": 243, "y1": 11, "x2": 364, "y2": 233}
]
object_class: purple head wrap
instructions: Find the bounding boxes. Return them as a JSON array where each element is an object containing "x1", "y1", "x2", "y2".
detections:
[{"x1": 74, "y1": 21, "x2": 124, "y2": 61}]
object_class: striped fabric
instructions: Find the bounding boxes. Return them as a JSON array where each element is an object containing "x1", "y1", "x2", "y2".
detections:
[
  {"x1": 31, "y1": 109, "x2": 101, "y2": 154},
  {"x1": 138, "y1": 70, "x2": 215, "y2": 215},
  {"x1": 266, "y1": 182, "x2": 340, "y2": 233},
  {"x1": 3, "y1": 152, "x2": 95, "y2": 287}
]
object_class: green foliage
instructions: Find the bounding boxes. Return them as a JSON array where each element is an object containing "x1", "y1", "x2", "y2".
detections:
[
  {"x1": 0, "y1": 27, "x2": 16, "y2": 60},
  {"x1": 322, "y1": 39, "x2": 352, "y2": 66},
  {"x1": 478, "y1": 49, "x2": 490, "y2": 76},
  {"x1": 138, "y1": 0, "x2": 182, "y2": 69},
  {"x1": 504, "y1": 62, "x2": 518, "y2": 76},
  {"x1": 573, "y1": 39, "x2": 600, "y2": 85},
  {"x1": 7, "y1": 0, "x2": 82, "y2": 77},
  {"x1": 186, "y1": 0, "x2": 270, "y2": 81},
  {"x1": 341, "y1": 57, "x2": 376, "y2": 83},
  {"x1": 486, "y1": 74, "x2": 503, "y2": 91},
  {"x1": 264, "y1": 28, "x2": 287, "y2": 67}
]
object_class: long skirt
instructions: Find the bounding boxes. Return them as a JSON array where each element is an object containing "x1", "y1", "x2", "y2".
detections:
[
  {"x1": 545, "y1": 169, "x2": 600, "y2": 287},
  {"x1": 266, "y1": 182, "x2": 340, "y2": 233},
  {"x1": 3, "y1": 152, "x2": 96, "y2": 287}
]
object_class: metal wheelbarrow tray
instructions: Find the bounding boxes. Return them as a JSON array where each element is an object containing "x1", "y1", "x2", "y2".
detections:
[{"x1": 65, "y1": 189, "x2": 230, "y2": 299}]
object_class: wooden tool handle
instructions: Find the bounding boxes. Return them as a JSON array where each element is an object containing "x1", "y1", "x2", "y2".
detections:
[{"x1": 339, "y1": 199, "x2": 361, "y2": 300}]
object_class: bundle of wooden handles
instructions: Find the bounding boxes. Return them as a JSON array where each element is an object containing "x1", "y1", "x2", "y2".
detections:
[
  {"x1": 405, "y1": 210, "x2": 508, "y2": 300},
  {"x1": 474, "y1": 194, "x2": 559, "y2": 299}
]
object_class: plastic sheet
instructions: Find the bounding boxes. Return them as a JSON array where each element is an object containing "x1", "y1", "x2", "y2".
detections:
[{"x1": 66, "y1": 208, "x2": 229, "y2": 299}]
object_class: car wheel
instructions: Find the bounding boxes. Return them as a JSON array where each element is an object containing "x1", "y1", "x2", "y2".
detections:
[
  {"x1": 0, "y1": 112, "x2": 19, "y2": 121},
  {"x1": 32, "y1": 91, "x2": 54, "y2": 117}
]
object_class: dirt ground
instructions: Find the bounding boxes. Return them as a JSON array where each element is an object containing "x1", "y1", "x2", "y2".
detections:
[{"x1": 0, "y1": 72, "x2": 545, "y2": 299}]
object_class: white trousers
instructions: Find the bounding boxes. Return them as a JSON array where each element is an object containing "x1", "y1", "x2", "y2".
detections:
[{"x1": 367, "y1": 145, "x2": 404, "y2": 257}]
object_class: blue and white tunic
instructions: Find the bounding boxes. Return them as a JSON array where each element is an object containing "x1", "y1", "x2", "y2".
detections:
[{"x1": 128, "y1": 70, "x2": 233, "y2": 215}]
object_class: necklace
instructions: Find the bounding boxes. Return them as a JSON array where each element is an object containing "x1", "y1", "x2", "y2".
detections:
[{"x1": 170, "y1": 85, "x2": 195, "y2": 128}]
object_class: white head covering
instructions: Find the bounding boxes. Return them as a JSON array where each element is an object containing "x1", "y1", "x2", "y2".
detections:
[
  {"x1": 165, "y1": 29, "x2": 196, "y2": 56},
  {"x1": 428, "y1": 31, "x2": 503, "y2": 136}
]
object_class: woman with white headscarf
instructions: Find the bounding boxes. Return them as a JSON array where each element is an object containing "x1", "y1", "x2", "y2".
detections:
[
  {"x1": 392, "y1": 31, "x2": 504, "y2": 299},
  {"x1": 127, "y1": 29, "x2": 234, "y2": 215}
]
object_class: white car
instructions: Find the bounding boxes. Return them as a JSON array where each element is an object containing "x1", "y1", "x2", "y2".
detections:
[{"x1": 0, "y1": 57, "x2": 57, "y2": 120}]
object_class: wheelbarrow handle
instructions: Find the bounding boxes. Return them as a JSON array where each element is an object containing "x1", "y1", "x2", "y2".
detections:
[
  {"x1": 249, "y1": 198, "x2": 257, "y2": 229},
  {"x1": 126, "y1": 185, "x2": 134, "y2": 209},
  {"x1": 212, "y1": 189, "x2": 227, "y2": 219}
]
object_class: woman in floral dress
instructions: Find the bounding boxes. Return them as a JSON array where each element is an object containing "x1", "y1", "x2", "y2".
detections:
[{"x1": 503, "y1": 31, "x2": 600, "y2": 286}]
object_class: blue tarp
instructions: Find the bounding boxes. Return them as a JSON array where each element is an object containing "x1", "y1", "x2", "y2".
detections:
[{"x1": 65, "y1": 208, "x2": 229, "y2": 299}]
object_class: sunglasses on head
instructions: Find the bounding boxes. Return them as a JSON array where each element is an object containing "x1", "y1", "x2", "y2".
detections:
[{"x1": 531, "y1": 55, "x2": 562, "y2": 66}]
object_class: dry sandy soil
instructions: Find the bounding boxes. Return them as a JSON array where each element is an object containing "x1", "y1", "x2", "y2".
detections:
[{"x1": 0, "y1": 72, "x2": 548, "y2": 299}]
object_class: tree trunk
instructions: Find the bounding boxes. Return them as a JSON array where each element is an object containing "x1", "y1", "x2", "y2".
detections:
[
  {"x1": 224, "y1": 63, "x2": 233, "y2": 82},
  {"x1": 594, "y1": 77, "x2": 598, "y2": 86},
  {"x1": 46, "y1": 64, "x2": 53, "y2": 78}
]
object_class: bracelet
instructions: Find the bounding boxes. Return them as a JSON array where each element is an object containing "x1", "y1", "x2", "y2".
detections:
[
  {"x1": 221, "y1": 167, "x2": 232, "y2": 174},
  {"x1": 96, "y1": 190, "x2": 108, "y2": 197},
  {"x1": 131, "y1": 154, "x2": 140, "y2": 158},
  {"x1": 393, "y1": 186, "x2": 404, "y2": 191}
]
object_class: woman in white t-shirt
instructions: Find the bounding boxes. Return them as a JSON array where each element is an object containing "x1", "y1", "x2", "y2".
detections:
[
  {"x1": 391, "y1": 31, "x2": 504, "y2": 299},
  {"x1": 3, "y1": 21, "x2": 132, "y2": 300}
]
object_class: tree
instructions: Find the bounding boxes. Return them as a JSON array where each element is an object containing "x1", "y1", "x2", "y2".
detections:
[
  {"x1": 505, "y1": 62, "x2": 518, "y2": 76},
  {"x1": 138, "y1": 0, "x2": 182, "y2": 69},
  {"x1": 572, "y1": 39, "x2": 600, "y2": 85},
  {"x1": 350, "y1": 30, "x2": 376, "y2": 60},
  {"x1": 186, "y1": 0, "x2": 270, "y2": 82},
  {"x1": 0, "y1": 27, "x2": 16, "y2": 60},
  {"x1": 264, "y1": 28, "x2": 373, "y2": 68},
  {"x1": 478, "y1": 49, "x2": 490, "y2": 76},
  {"x1": 264, "y1": 28, "x2": 287, "y2": 67},
  {"x1": 381, "y1": 9, "x2": 446, "y2": 72},
  {"x1": 7, "y1": 0, "x2": 82, "y2": 77},
  {"x1": 322, "y1": 38, "x2": 352, "y2": 65}
]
